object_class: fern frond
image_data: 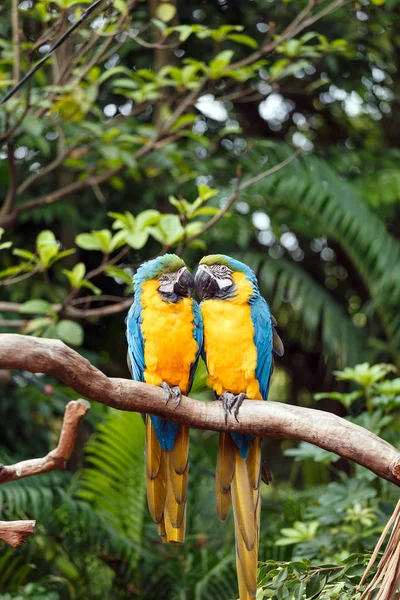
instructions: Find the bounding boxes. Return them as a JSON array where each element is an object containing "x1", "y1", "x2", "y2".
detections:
[
  {"x1": 76, "y1": 410, "x2": 146, "y2": 550},
  {"x1": 238, "y1": 143, "x2": 400, "y2": 350}
]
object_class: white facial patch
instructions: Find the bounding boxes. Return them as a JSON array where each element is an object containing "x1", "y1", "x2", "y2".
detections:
[{"x1": 158, "y1": 273, "x2": 175, "y2": 294}]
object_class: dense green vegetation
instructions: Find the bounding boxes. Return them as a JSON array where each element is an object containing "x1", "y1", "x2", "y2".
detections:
[{"x1": 0, "y1": 0, "x2": 399, "y2": 598}]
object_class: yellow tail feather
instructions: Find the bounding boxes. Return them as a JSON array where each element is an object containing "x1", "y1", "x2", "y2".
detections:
[
  {"x1": 216, "y1": 432, "x2": 236, "y2": 520},
  {"x1": 217, "y1": 433, "x2": 261, "y2": 600},
  {"x1": 145, "y1": 419, "x2": 189, "y2": 544}
]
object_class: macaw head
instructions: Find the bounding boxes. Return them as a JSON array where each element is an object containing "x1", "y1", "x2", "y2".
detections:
[
  {"x1": 195, "y1": 254, "x2": 258, "y2": 301},
  {"x1": 133, "y1": 254, "x2": 194, "y2": 302}
]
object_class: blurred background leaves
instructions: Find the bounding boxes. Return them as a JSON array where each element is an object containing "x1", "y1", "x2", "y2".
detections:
[{"x1": 0, "y1": 0, "x2": 399, "y2": 597}]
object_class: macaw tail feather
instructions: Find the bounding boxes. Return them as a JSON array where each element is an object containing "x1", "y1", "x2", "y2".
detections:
[
  {"x1": 216, "y1": 433, "x2": 261, "y2": 599},
  {"x1": 145, "y1": 419, "x2": 189, "y2": 543}
]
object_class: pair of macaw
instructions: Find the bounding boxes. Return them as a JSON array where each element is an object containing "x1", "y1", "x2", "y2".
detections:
[{"x1": 126, "y1": 253, "x2": 283, "y2": 600}]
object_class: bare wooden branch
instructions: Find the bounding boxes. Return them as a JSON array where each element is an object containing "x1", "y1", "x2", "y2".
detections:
[
  {"x1": 0, "y1": 398, "x2": 89, "y2": 547},
  {"x1": 0, "y1": 399, "x2": 90, "y2": 484},
  {"x1": 0, "y1": 520, "x2": 36, "y2": 548},
  {"x1": 0, "y1": 334, "x2": 399, "y2": 487}
]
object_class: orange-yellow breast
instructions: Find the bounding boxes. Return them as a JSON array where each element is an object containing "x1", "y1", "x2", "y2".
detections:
[
  {"x1": 141, "y1": 280, "x2": 198, "y2": 394},
  {"x1": 200, "y1": 272, "x2": 261, "y2": 400}
]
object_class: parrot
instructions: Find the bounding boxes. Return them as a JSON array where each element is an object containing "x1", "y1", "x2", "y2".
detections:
[
  {"x1": 126, "y1": 254, "x2": 203, "y2": 543},
  {"x1": 194, "y1": 254, "x2": 284, "y2": 600}
]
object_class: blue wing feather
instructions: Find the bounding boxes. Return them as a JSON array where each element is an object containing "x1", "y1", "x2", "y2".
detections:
[
  {"x1": 251, "y1": 295, "x2": 274, "y2": 400},
  {"x1": 230, "y1": 295, "x2": 273, "y2": 458},
  {"x1": 126, "y1": 300, "x2": 145, "y2": 382}
]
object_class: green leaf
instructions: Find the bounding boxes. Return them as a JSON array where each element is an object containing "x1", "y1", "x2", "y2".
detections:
[
  {"x1": 49, "y1": 248, "x2": 76, "y2": 266},
  {"x1": 188, "y1": 239, "x2": 207, "y2": 250},
  {"x1": 227, "y1": 33, "x2": 258, "y2": 48},
  {"x1": 0, "y1": 263, "x2": 33, "y2": 279},
  {"x1": 22, "y1": 116, "x2": 43, "y2": 137},
  {"x1": 209, "y1": 50, "x2": 234, "y2": 76},
  {"x1": 191, "y1": 207, "x2": 220, "y2": 218},
  {"x1": 156, "y1": 3, "x2": 176, "y2": 22},
  {"x1": 105, "y1": 265, "x2": 133, "y2": 285},
  {"x1": 159, "y1": 214, "x2": 185, "y2": 245},
  {"x1": 306, "y1": 573, "x2": 327, "y2": 598},
  {"x1": 197, "y1": 184, "x2": 219, "y2": 201},
  {"x1": 73, "y1": 262, "x2": 86, "y2": 283},
  {"x1": 22, "y1": 317, "x2": 52, "y2": 334},
  {"x1": 75, "y1": 233, "x2": 104, "y2": 251},
  {"x1": 56, "y1": 320, "x2": 84, "y2": 346},
  {"x1": 36, "y1": 230, "x2": 59, "y2": 268},
  {"x1": 125, "y1": 231, "x2": 149, "y2": 249},
  {"x1": 75, "y1": 230, "x2": 112, "y2": 253},
  {"x1": 20, "y1": 300, "x2": 53, "y2": 315},
  {"x1": 12, "y1": 248, "x2": 36, "y2": 260},
  {"x1": 114, "y1": 0, "x2": 127, "y2": 14},
  {"x1": 184, "y1": 221, "x2": 203, "y2": 237},
  {"x1": 170, "y1": 114, "x2": 197, "y2": 132},
  {"x1": 0, "y1": 241, "x2": 12, "y2": 250},
  {"x1": 109, "y1": 230, "x2": 128, "y2": 252},
  {"x1": 81, "y1": 280, "x2": 102, "y2": 295},
  {"x1": 135, "y1": 209, "x2": 161, "y2": 230}
]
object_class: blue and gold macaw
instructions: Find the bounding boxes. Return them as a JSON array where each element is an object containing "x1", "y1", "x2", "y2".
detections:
[
  {"x1": 195, "y1": 254, "x2": 283, "y2": 600},
  {"x1": 126, "y1": 254, "x2": 203, "y2": 543}
]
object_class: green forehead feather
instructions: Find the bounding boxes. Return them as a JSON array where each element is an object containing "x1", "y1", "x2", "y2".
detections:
[
  {"x1": 199, "y1": 254, "x2": 229, "y2": 267},
  {"x1": 160, "y1": 254, "x2": 185, "y2": 273},
  {"x1": 133, "y1": 253, "x2": 185, "y2": 287}
]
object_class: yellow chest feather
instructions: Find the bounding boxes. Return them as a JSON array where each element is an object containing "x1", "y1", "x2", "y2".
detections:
[
  {"x1": 140, "y1": 280, "x2": 197, "y2": 393},
  {"x1": 200, "y1": 272, "x2": 261, "y2": 399}
]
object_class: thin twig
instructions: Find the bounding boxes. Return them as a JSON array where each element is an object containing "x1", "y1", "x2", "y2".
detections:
[
  {"x1": 226, "y1": 0, "x2": 349, "y2": 73},
  {"x1": 11, "y1": 0, "x2": 20, "y2": 84},
  {"x1": 17, "y1": 142, "x2": 72, "y2": 196},
  {"x1": 184, "y1": 147, "x2": 301, "y2": 244},
  {"x1": 0, "y1": 0, "x2": 108, "y2": 105},
  {"x1": 159, "y1": 79, "x2": 207, "y2": 136},
  {"x1": 0, "y1": 143, "x2": 18, "y2": 219}
]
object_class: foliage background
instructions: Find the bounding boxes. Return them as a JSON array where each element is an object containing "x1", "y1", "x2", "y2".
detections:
[{"x1": 0, "y1": 0, "x2": 399, "y2": 597}]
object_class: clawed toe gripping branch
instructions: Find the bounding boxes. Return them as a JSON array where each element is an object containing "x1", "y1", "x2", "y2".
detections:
[{"x1": 0, "y1": 333, "x2": 400, "y2": 549}]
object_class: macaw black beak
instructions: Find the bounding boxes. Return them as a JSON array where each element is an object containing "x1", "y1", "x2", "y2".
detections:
[
  {"x1": 174, "y1": 267, "x2": 195, "y2": 297},
  {"x1": 194, "y1": 265, "x2": 218, "y2": 301}
]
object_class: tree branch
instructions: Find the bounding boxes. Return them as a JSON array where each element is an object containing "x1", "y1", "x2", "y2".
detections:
[
  {"x1": 0, "y1": 399, "x2": 90, "y2": 484},
  {"x1": 0, "y1": 334, "x2": 399, "y2": 487},
  {"x1": 0, "y1": 398, "x2": 90, "y2": 547},
  {"x1": 0, "y1": 521, "x2": 36, "y2": 548}
]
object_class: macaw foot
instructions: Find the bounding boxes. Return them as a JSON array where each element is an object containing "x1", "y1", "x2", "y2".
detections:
[
  {"x1": 160, "y1": 382, "x2": 182, "y2": 409},
  {"x1": 219, "y1": 392, "x2": 247, "y2": 424}
]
